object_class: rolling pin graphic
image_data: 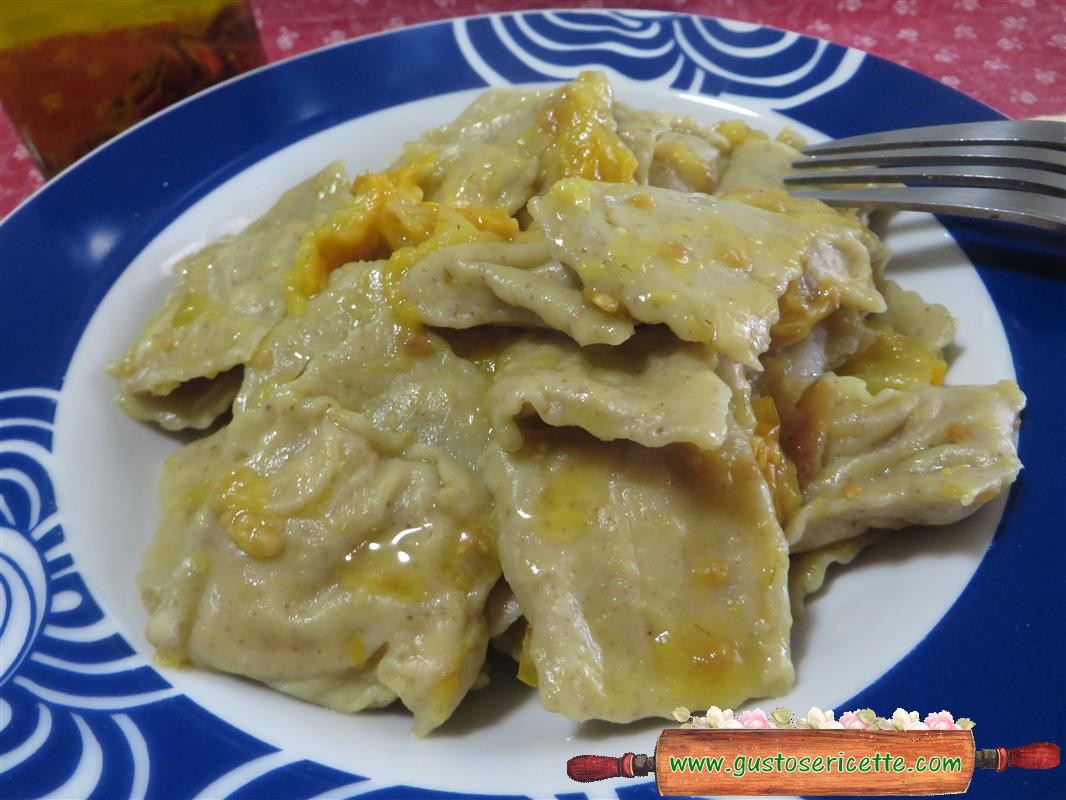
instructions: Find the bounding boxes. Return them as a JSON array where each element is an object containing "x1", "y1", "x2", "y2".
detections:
[{"x1": 568, "y1": 730, "x2": 1059, "y2": 795}]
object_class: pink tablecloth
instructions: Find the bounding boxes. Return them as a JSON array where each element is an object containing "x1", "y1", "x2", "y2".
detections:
[{"x1": 2, "y1": 0, "x2": 1063, "y2": 218}]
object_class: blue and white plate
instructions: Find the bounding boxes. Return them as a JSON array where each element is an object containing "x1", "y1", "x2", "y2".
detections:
[{"x1": 1, "y1": 10, "x2": 1063, "y2": 800}]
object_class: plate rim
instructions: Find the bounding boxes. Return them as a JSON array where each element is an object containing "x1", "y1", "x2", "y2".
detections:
[{"x1": 1, "y1": 9, "x2": 1063, "y2": 800}]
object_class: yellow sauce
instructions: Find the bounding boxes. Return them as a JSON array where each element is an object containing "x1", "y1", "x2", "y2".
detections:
[
  {"x1": 750, "y1": 395, "x2": 803, "y2": 524},
  {"x1": 212, "y1": 466, "x2": 285, "y2": 559},
  {"x1": 713, "y1": 119, "x2": 766, "y2": 149},
  {"x1": 380, "y1": 206, "x2": 518, "y2": 327},
  {"x1": 172, "y1": 290, "x2": 207, "y2": 327},
  {"x1": 284, "y1": 157, "x2": 520, "y2": 323},
  {"x1": 771, "y1": 276, "x2": 841, "y2": 347},
  {"x1": 628, "y1": 192, "x2": 655, "y2": 210},
  {"x1": 443, "y1": 528, "x2": 494, "y2": 594},
  {"x1": 531, "y1": 443, "x2": 612, "y2": 544},
  {"x1": 516, "y1": 625, "x2": 538, "y2": 687},
  {"x1": 839, "y1": 325, "x2": 947, "y2": 393},
  {"x1": 652, "y1": 137, "x2": 718, "y2": 193},
  {"x1": 650, "y1": 626, "x2": 744, "y2": 699},
  {"x1": 349, "y1": 634, "x2": 369, "y2": 669},
  {"x1": 945, "y1": 423, "x2": 971, "y2": 443},
  {"x1": 535, "y1": 70, "x2": 637, "y2": 186},
  {"x1": 339, "y1": 538, "x2": 429, "y2": 605},
  {"x1": 284, "y1": 160, "x2": 436, "y2": 314}
]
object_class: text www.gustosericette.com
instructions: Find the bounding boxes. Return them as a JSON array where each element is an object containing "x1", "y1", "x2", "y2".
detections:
[{"x1": 668, "y1": 752, "x2": 963, "y2": 778}]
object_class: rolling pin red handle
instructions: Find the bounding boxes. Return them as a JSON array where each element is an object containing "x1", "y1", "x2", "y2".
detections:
[
  {"x1": 976, "y1": 743, "x2": 1060, "y2": 771},
  {"x1": 567, "y1": 753, "x2": 653, "y2": 782}
]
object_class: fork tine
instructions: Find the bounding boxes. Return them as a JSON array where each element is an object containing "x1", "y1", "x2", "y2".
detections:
[
  {"x1": 783, "y1": 165, "x2": 1066, "y2": 197},
  {"x1": 792, "y1": 145, "x2": 1066, "y2": 174},
  {"x1": 802, "y1": 120, "x2": 1066, "y2": 154},
  {"x1": 788, "y1": 186, "x2": 1066, "y2": 229}
]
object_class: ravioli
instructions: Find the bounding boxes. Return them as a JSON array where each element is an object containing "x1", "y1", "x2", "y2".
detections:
[
  {"x1": 238, "y1": 259, "x2": 494, "y2": 470},
  {"x1": 758, "y1": 269, "x2": 949, "y2": 431},
  {"x1": 139, "y1": 393, "x2": 497, "y2": 735},
  {"x1": 145, "y1": 257, "x2": 502, "y2": 734},
  {"x1": 488, "y1": 329, "x2": 731, "y2": 452},
  {"x1": 114, "y1": 367, "x2": 243, "y2": 431},
  {"x1": 528, "y1": 178, "x2": 884, "y2": 367},
  {"x1": 869, "y1": 278, "x2": 957, "y2": 352},
  {"x1": 716, "y1": 136, "x2": 800, "y2": 194},
  {"x1": 483, "y1": 421, "x2": 792, "y2": 722},
  {"x1": 282, "y1": 169, "x2": 522, "y2": 318},
  {"x1": 785, "y1": 375, "x2": 1024, "y2": 551},
  {"x1": 397, "y1": 70, "x2": 637, "y2": 213},
  {"x1": 109, "y1": 163, "x2": 352, "y2": 429},
  {"x1": 613, "y1": 102, "x2": 731, "y2": 192},
  {"x1": 400, "y1": 240, "x2": 635, "y2": 346},
  {"x1": 757, "y1": 307, "x2": 875, "y2": 429}
]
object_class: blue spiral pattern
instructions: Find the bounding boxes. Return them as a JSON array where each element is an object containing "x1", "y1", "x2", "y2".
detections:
[
  {"x1": 0, "y1": 389, "x2": 173, "y2": 798},
  {"x1": 453, "y1": 10, "x2": 864, "y2": 107}
]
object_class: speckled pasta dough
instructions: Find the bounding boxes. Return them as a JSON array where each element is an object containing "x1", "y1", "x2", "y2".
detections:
[
  {"x1": 786, "y1": 376, "x2": 1024, "y2": 552},
  {"x1": 488, "y1": 328, "x2": 731, "y2": 452},
  {"x1": 116, "y1": 71, "x2": 1025, "y2": 734},
  {"x1": 481, "y1": 414, "x2": 793, "y2": 723},
  {"x1": 528, "y1": 178, "x2": 885, "y2": 367},
  {"x1": 110, "y1": 163, "x2": 352, "y2": 430},
  {"x1": 139, "y1": 393, "x2": 497, "y2": 736}
]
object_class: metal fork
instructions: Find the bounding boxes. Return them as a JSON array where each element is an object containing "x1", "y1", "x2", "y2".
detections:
[{"x1": 784, "y1": 120, "x2": 1066, "y2": 229}]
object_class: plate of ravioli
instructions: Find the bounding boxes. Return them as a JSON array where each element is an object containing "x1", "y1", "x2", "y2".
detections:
[{"x1": 1, "y1": 10, "x2": 1062, "y2": 800}]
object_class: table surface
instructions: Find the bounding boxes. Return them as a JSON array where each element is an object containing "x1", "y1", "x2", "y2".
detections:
[{"x1": 2, "y1": 0, "x2": 1064, "y2": 218}]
